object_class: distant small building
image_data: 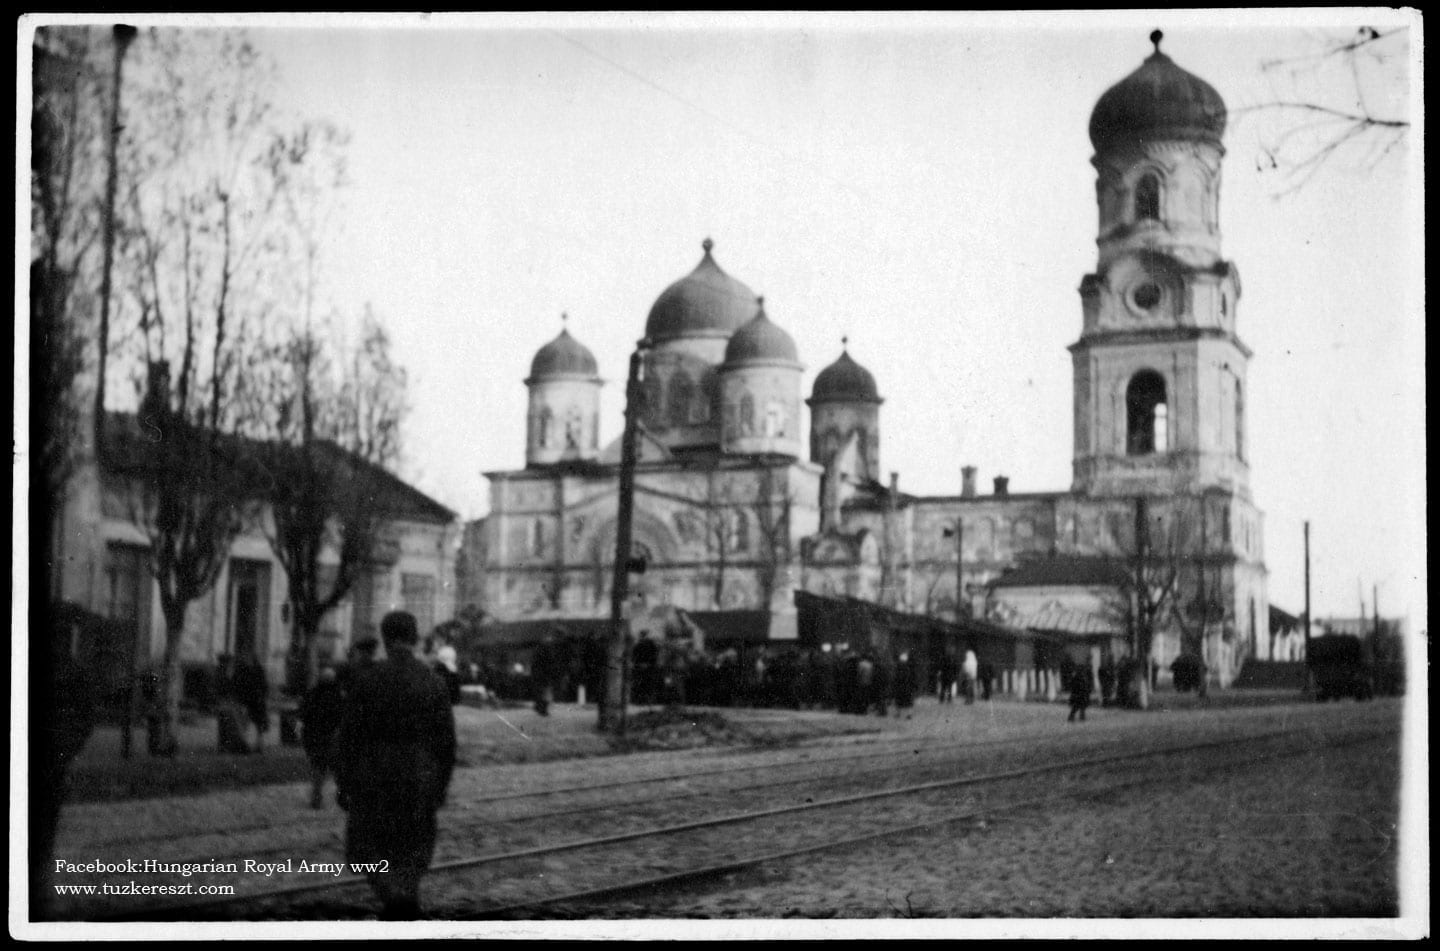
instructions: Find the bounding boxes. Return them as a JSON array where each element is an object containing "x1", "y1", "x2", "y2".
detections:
[{"x1": 1268, "y1": 605, "x2": 1306, "y2": 662}]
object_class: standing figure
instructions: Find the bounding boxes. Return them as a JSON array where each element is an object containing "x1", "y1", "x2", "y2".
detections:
[
  {"x1": 961, "y1": 649, "x2": 979, "y2": 705},
  {"x1": 432, "y1": 635, "x2": 461, "y2": 705},
  {"x1": 938, "y1": 650, "x2": 958, "y2": 704},
  {"x1": 631, "y1": 632, "x2": 659, "y2": 706},
  {"x1": 855, "y1": 653, "x2": 876, "y2": 715},
  {"x1": 893, "y1": 652, "x2": 916, "y2": 717},
  {"x1": 1067, "y1": 663, "x2": 1093, "y2": 722},
  {"x1": 233, "y1": 653, "x2": 270, "y2": 753},
  {"x1": 300, "y1": 665, "x2": 345, "y2": 808},
  {"x1": 213, "y1": 654, "x2": 250, "y2": 754},
  {"x1": 871, "y1": 654, "x2": 892, "y2": 717},
  {"x1": 978, "y1": 659, "x2": 995, "y2": 701},
  {"x1": 335, "y1": 612, "x2": 457, "y2": 919},
  {"x1": 532, "y1": 631, "x2": 562, "y2": 716}
]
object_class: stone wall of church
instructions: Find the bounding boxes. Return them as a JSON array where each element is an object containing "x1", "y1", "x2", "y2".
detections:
[{"x1": 481, "y1": 461, "x2": 821, "y2": 620}]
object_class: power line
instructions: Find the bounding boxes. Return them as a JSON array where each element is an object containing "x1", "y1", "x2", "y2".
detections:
[{"x1": 548, "y1": 29, "x2": 875, "y2": 205}]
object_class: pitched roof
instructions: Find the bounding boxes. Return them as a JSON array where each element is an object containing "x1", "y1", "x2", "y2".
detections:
[{"x1": 100, "y1": 411, "x2": 455, "y2": 525}]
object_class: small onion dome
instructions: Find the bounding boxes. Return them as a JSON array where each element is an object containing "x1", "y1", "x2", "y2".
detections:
[
  {"x1": 810, "y1": 341, "x2": 882, "y2": 404},
  {"x1": 645, "y1": 238, "x2": 759, "y2": 343},
  {"x1": 527, "y1": 322, "x2": 599, "y2": 382},
  {"x1": 723, "y1": 297, "x2": 800, "y2": 367},
  {"x1": 1088, "y1": 31, "x2": 1226, "y2": 153}
]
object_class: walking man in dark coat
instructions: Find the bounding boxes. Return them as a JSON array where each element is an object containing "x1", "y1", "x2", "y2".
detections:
[
  {"x1": 233, "y1": 652, "x2": 270, "y2": 753},
  {"x1": 1067, "y1": 663, "x2": 1093, "y2": 723},
  {"x1": 335, "y1": 611, "x2": 457, "y2": 919},
  {"x1": 300, "y1": 665, "x2": 345, "y2": 808}
]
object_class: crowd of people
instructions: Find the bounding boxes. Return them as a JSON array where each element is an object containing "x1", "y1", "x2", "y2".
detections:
[{"x1": 622, "y1": 636, "x2": 997, "y2": 718}]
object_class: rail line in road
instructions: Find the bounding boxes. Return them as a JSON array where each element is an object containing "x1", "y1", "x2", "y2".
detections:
[
  {"x1": 74, "y1": 701, "x2": 1343, "y2": 853},
  {"x1": 95, "y1": 717, "x2": 1394, "y2": 921},
  {"x1": 75, "y1": 715, "x2": 1327, "y2": 876}
]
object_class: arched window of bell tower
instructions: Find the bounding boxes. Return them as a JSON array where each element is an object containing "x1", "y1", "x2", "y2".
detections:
[
  {"x1": 1235, "y1": 378, "x2": 1245, "y2": 461},
  {"x1": 538, "y1": 406, "x2": 554, "y2": 448},
  {"x1": 1126, "y1": 370, "x2": 1168, "y2": 456},
  {"x1": 1135, "y1": 173, "x2": 1161, "y2": 223}
]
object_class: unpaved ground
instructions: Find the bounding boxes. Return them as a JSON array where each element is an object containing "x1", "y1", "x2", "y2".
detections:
[
  {"x1": 613, "y1": 727, "x2": 1401, "y2": 919},
  {"x1": 42, "y1": 695, "x2": 1414, "y2": 930}
]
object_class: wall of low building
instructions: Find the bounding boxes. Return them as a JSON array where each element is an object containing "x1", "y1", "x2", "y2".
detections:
[{"x1": 62, "y1": 464, "x2": 456, "y2": 688}]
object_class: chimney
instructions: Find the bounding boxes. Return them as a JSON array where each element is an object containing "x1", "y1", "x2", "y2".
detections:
[
  {"x1": 961, "y1": 466, "x2": 977, "y2": 498},
  {"x1": 889, "y1": 471, "x2": 900, "y2": 496},
  {"x1": 993, "y1": 475, "x2": 1009, "y2": 496}
]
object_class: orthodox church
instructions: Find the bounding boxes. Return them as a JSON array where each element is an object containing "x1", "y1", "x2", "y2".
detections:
[{"x1": 469, "y1": 33, "x2": 1268, "y2": 682}]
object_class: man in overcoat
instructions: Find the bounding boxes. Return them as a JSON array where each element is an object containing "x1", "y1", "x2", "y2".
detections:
[{"x1": 335, "y1": 611, "x2": 457, "y2": 919}]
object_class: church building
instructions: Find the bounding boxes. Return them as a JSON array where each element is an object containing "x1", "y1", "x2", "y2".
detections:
[{"x1": 469, "y1": 32, "x2": 1268, "y2": 684}]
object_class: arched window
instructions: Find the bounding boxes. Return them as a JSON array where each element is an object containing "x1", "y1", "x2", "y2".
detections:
[
  {"x1": 668, "y1": 372, "x2": 694, "y2": 428},
  {"x1": 1234, "y1": 378, "x2": 1245, "y2": 460},
  {"x1": 739, "y1": 392, "x2": 755, "y2": 436},
  {"x1": 763, "y1": 400, "x2": 784, "y2": 438},
  {"x1": 531, "y1": 519, "x2": 546, "y2": 556},
  {"x1": 1135, "y1": 173, "x2": 1161, "y2": 222},
  {"x1": 1126, "y1": 370, "x2": 1168, "y2": 456},
  {"x1": 643, "y1": 374, "x2": 664, "y2": 426},
  {"x1": 731, "y1": 510, "x2": 749, "y2": 552},
  {"x1": 565, "y1": 407, "x2": 583, "y2": 449},
  {"x1": 538, "y1": 406, "x2": 554, "y2": 448}
]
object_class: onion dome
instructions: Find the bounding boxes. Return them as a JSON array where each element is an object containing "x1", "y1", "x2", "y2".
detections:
[
  {"x1": 645, "y1": 238, "x2": 759, "y2": 343},
  {"x1": 810, "y1": 339, "x2": 882, "y2": 404},
  {"x1": 724, "y1": 297, "x2": 800, "y2": 367},
  {"x1": 527, "y1": 317, "x2": 599, "y2": 382},
  {"x1": 1088, "y1": 31, "x2": 1227, "y2": 153}
]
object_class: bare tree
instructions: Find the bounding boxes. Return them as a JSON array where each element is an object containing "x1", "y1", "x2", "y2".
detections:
[
  {"x1": 111, "y1": 30, "x2": 316, "y2": 750},
  {"x1": 1239, "y1": 26, "x2": 1410, "y2": 195},
  {"x1": 1097, "y1": 496, "x2": 1226, "y2": 709},
  {"x1": 702, "y1": 485, "x2": 741, "y2": 609},
  {"x1": 750, "y1": 467, "x2": 794, "y2": 610},
  {"x1": 248, "y1": 311, "x2": 409, "y2": 692},
  {"x1": 30, "y1": 27, "x2": 110, "y2": 597}
]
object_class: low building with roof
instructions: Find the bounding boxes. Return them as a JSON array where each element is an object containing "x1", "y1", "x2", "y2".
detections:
[{"x1": 50, "y1": 404, "x2": 458, "y2": 691}]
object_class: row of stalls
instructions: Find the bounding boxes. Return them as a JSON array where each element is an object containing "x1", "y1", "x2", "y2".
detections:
[
  {"x1": 793, "y1": 590, "x2": 1079, "y2": 699},
  {"x1": 452, "y1": 591, "x2": 1120, "y2": 706}
]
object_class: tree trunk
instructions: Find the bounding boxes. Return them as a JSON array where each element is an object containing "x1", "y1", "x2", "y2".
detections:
[
  {"x1": 1134, "y1": 658, "x2": 1150, "y2": 710},
  {"x1": 150, "y1": 608, "x2": 185, "y2": 756},
  {"x1": 288, "y1": 613, "x2": 321, "y2": 694}
]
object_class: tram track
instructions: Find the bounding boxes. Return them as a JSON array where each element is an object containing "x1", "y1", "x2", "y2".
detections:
[
  {"x1": 69, "y1": 708, "x2": 1329, "y2": 854},
  {"x1": 74, "y1": 717, "x2": 1316, "y2": 875},
  {"x1": 93, "y1": 721, "x2": 1390, "y2": 921}
]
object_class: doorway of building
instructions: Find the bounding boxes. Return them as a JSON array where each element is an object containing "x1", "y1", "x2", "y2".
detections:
[{"x1": 227, "y1": 560, "x2": 271, "y2": 662}]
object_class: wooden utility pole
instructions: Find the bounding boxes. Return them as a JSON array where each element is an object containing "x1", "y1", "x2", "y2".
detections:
[
  {"x1": 1303, "y1": 521, "x2": 1311, "y2": 653},
  {"x1": 600, "y1": 338, "x2": 650, "y2": 734},
  {"x1": 96, "y1": 24, "x2": 137, "y2": 467},
  {"x1": 104, "y1": 24, "x2": 139, "y2": 759}
]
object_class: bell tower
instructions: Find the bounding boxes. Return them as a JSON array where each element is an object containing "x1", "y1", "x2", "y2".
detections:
[{"x1": 1071, "y1": 31, "x2": 1250, "y2": 500}]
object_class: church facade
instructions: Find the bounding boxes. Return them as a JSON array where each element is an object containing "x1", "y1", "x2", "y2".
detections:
[{"x1": 470, "y1": 33, "x2": 1268, "y2": 683}]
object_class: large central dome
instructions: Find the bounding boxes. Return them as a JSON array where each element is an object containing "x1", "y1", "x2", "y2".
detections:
[
  {"x1": 645, "y1": 238, "x2": 759, "y2": 343},
  {"x1": 1088, "y1": 32, "x2": 1226, "y2": 153}
]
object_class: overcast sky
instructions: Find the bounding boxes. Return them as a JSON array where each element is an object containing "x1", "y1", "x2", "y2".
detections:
[{"x1": 30, "y1": 11, "x2": 1425, "y2": 633}]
